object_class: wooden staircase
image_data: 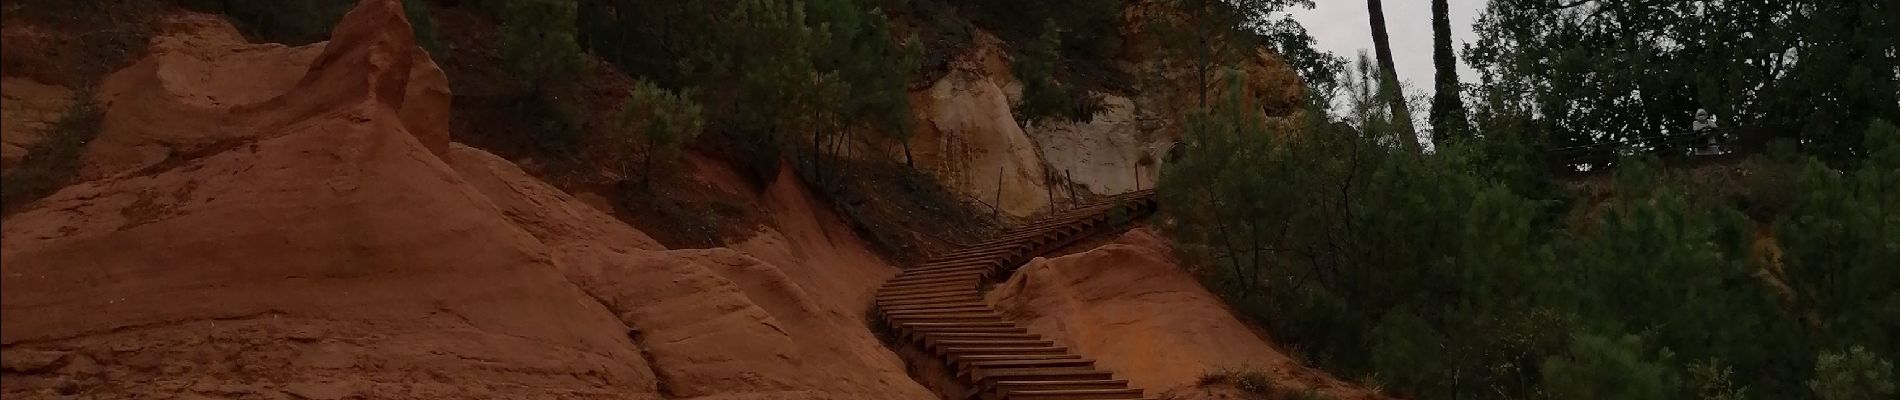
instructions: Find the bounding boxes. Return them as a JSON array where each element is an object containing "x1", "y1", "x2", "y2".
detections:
[{"x1": 876, "y1": 191, "x2": 1159, "y2": 400}]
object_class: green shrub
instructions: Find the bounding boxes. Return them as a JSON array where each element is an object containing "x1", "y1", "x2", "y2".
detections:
[
  {"x1": 1197, "y1": 369, "x2": 1278, "y2": 394},
  {"x1": 1808, "y1": 346, "x2": 1897, "y2": 400},
  {"x1": 967, "y1": 0, "x2": 1124, "y2": 66},
  {"x1": 1688, "y1": 358, "x2": 1752, "y2": 400},
  {"x1": 608, "y1": 80, "x2": 704, "y2": 186},
  {"x1": 1777, "y1": 120, "x2": 1900, "y2": 358},
  {"x1": 1197, "y1": 369, "x2": 1338, "y2": 400},
  {"x1": 1540, "y1": 334, "x2": 1672, "y2": 400}
]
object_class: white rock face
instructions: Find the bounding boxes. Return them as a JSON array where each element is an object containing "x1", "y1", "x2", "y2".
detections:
[
  {"x1": 901, "y1": 23, "x2": 1302, "y2": 218},
  {"x1": 1025, "y1": 93, "x2": 1169, "y2": 197}
]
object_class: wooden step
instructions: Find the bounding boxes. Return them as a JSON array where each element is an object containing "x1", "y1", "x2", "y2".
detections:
[
  {"x1": 887, "y1": 313, "x2": 1006, "y2": 325},
  {"x1": 878, "y1": 290, "x2": 980, "y2": 303},
  {"x1": 961, "y1": 358, "x2": 1095, "y2": 375},
  {"x1": 973, "y1": 367, "x2": 1114, "y2": 385},
  {"x1": 952, "y1": 354, "x2": 1084, "y2": 370},
  {"x1": 931, "y1": 339, "x2": 1055, "y2": 354},
  {"x1": 925, "y1": 253, "x2": 1009, "y2": 263},
  {"x1": 934, "y1": 242, "x2": 1033, "y2": 256},
  {"x1": 912, "y1": 259, "x2": 1003, "y2": 269},
  {"x1": 944, "y1": 347, "x2": 1071, "y2": 362},
  {"x1": 905, "y1": 327, "x2": 1027, "y2": 339},
  {"x1": 989, "y1": 379, "x2": 1127, "y2": 392},
  {"x1": 878, "y1": 294, "x2": 984, "y2": 307},
  {"x1": 884, "y1": 306, "x2": 995, "y2": 317},
  {"x1": 966, "y1": 232, "x2": 1060, "y2": 247},
  {"x1": 894, "y1": 267, "x2": 993, "y2": 281},
  {"x1": 880, "y1": 283, "x2": 977, "y2": 296},
  {"x1": 932, "y1": 339, "x2": 1053, "y2": 348},
  {"x1": 931, "y1": 247, "x2": 1029, "y2": 260},
  {"x1": 879, "y1": 296, "x2": 981, "y2": 308},
  {"x1": 879, "y1": 295, "x2": 979, "y2": 307},
  {"x1": 898, "y1": 321, "x2": 1017, "y2": 329},
  {"x1": 890, "y1": 269, "x2": 985, "y2": 280},
  {"x1": 922, "y1": 333, "x2": 1042, "y2": 347},
  {"x1": 1001, "y1": 388, "x2": 1143, "y2": 400},
  {"x1": 881, "y1": 279, "x2": 974, "y2": 291},
  {"x1": 882, "y1": 278, "x2": 973, "y2": 288},
  {"x1": 879, "y1": 285, "x2": 973, "y2": 298},
  {"x1": 880, "y1": 301, "x2": 989, "y2": 312},
  {"x1": 902, "y1": 325, "x2": 1026, "y2": 340},
  {"x1": 885, "y1": 273, "x2": 982, "y2": 286}
]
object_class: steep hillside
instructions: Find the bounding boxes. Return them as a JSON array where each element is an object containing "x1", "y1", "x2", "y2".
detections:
[
  {"x1": 0, "y1": 2, "x2": 934, "y2": 398},
  {"x1": 0, "y1": 1, "x2": 1356, "y2": 399}
]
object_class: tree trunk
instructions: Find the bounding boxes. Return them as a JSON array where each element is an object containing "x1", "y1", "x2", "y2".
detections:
[
  {"x1": 1428, "y1": 0, "x2": 1469, "y2": 147},
  {"x1": 1194, "y1": 1, "x2": 1210, "y2": 108},
  {"x1": 1366, "y1": 0, "x2": 1420, "y2": 151}
]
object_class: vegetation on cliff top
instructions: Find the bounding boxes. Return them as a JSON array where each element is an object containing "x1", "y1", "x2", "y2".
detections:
[{"x1": 1159, "y1": 0, "x2": 1898, "y2": 398}]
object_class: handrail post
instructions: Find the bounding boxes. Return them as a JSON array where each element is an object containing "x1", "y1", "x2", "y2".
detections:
[{"x1": 994, "y1": 166, "x2": 1003, "y2": 218}]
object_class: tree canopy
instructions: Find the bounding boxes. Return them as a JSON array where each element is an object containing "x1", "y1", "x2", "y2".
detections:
[{"x1": 1467, "y1": 0, "x2": 1899, "y2": 164}]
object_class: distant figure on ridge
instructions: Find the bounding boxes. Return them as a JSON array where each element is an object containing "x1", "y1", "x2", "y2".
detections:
[{"x1": 1693, "y1": 108, "x2": 1723, "y2": 155}]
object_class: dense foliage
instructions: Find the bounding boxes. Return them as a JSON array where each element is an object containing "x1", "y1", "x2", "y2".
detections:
[
  {"x1": 575, "y1": 0, "x2": 919, "y2": 182},
  {"x1": 490, "y1": 0, "x2": 591, "y2": 154},
  {"x1": 1161, "y1": 60, "x2": 1898, "y2": 399},
  {"x1": 1467, "y1": 0, "x2": 1899, "y2": 165}
]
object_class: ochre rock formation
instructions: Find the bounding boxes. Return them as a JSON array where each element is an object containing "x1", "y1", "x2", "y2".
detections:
[
  {"x1": 448, "y1": 146, "x2": 933, "y2": 399},
  {"x1": 1, "y1": 1, "x2": 656, "y2": 398},
  {"x1": 906, "y1": 31, "x2": 1052, "y2": 218},
  {"x1": 988, "y1": 228, "x2": 1385, "y2": 399},
  {"x1": 1, "y1": 1, "x2": 931, "y2": 399},
  {"x1": 79, "y1": 6, "x2": 450, "y2": 182}
]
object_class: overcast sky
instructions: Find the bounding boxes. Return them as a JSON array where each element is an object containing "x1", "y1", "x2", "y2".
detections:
[{"x1": 1285, "y1": 0, "x2": 1487, "y2": 101}]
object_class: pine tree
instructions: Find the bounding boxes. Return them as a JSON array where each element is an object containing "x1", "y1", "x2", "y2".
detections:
[
  {"x1": 1014, "y1": 20, "x2": 1082, "y2": 128},
  {"x1": 1364, "y1": 0, "x2": 1419, "y2": 151},
  {"x1": 611, "y1": 81, "x2": 705, "y2": 188},
  {"x1": 724, "y1": 0, "x2": 832, "y2": 174},
  {"x1": 809, "y1": 0, "x2": 921, "y2": 169},
  {"x1": 1427, "y1": 0, "x2": 1467, "y2": 146}
]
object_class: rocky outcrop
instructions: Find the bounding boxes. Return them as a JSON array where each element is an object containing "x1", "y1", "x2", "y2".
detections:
[
  {"x1": 0, "y1": 2, "x2": 659, "y2": 399},
  {"x1": 448, "y1": 146, "x2": 934, "y2": 399},
  {"x1": 906, "y1": 31, "x2": 1052, "y2": 218},
  {"x1": 4, "y1": 2, "x2": 937, "y2": 397},
  {"x1": 987, "y1": 228, "x2": 1384, "y2": 399},
  {"x1": 78, "y1": 6, "x2": 450, "y2": 182},
  {"x1": 903, "y1": 0, "x2": 1307, "y2": 212}
]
